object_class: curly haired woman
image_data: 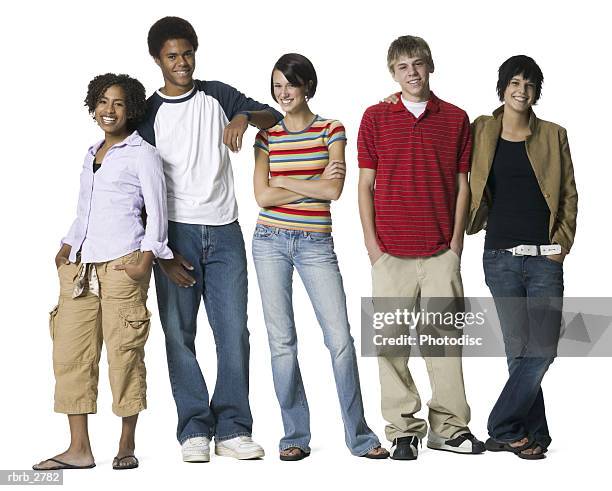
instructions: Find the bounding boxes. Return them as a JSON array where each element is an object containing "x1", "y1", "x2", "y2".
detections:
[{"x1": 33, "y1": 73, "x2": 172, "y2": 471}]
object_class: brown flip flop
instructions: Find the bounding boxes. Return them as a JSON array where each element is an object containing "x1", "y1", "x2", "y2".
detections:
[
  {"x1": 112, "y1": 455, "x2": 139, "y2": 470},
  {"x1": 279, "y1": 447, "x2": 310, "y2": 461}
]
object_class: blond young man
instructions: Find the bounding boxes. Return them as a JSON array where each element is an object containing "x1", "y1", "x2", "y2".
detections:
[{"x1": 357, "y1": 35, "x2": 485, "y2": 460}]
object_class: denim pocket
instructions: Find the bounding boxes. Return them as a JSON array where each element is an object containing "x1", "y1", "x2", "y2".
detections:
[
  {"x1": 253, "y1": 225, "x2": 274, "y2": 239},
  {"x1": 543, "y1": 256, "x2": 564, "y2": 267},
  {"x1": 305, "y1": 232, "x2": 333, "y2": 243}
]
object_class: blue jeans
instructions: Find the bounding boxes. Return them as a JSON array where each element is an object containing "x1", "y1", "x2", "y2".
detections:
[
  {"x1": 483, "y1": 249, "x2": 564, "y2": 448},
  {"x1": 154, "y1": 220, "x2": 252, "y2": 443},
  {"x1": 252, "y1": 225, "x2": 380, "y2": 455}
]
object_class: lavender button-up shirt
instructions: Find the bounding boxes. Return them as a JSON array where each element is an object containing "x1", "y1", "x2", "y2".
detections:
[{"x1": 62, "y1": 131, "x2": 173, "y2": 263}]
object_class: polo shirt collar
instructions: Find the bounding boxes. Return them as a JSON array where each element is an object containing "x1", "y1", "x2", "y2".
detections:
[
  {"x1": 391, "y1": 91, "x2": 440, "y2": 114},
  {"x1": 88, "y1": 130, "x2": 142, "y2": 156}
]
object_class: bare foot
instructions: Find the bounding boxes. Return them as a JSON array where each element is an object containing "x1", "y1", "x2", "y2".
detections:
[
  {"x1": 33, "y1": 449, "x2": 95, "y2": 470},
  {"x1": 509, "y1": 437, "x2": 529, "y2": 449},
  {"x1": 520, "y1": 445, "x2": 543, "y2": 456}
]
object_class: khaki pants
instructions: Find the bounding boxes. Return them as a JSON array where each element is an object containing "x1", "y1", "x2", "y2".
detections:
[
  {"x1": 372, "y1": 249, "x2": 471, "y2": 441},
  {"x1": 49, "y1": 251, "x2": 151, "y2": 417}
]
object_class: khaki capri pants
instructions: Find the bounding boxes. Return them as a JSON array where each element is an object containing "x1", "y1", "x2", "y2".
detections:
[{"x1": 48, "y1": 250, "x2": 152, "y2": 417}]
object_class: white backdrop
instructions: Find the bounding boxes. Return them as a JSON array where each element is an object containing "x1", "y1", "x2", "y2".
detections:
[{"x1": 0, "y1": 0, "x2": 610, "y2": 488}]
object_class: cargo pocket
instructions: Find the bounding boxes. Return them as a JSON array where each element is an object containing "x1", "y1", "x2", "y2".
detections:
[
  {"x1": 118, "y1": 304, "x2": 152, "y2": 351},
  {"x1": 49, "y1": 304, "x2": 59, "y2": 340}
]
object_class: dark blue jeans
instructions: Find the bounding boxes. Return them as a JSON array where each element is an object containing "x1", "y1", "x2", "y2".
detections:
[
  {"x1": 154, "y1": 220, "x2": 252, "y2": 443},
  {"x1": 483, "y1": 249, "x2": 564, "y2": 448}
]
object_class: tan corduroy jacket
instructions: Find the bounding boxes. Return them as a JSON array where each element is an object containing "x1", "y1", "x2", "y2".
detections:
[{"x1": 466, "y1": 106, "x2": 578, "y2": 253}]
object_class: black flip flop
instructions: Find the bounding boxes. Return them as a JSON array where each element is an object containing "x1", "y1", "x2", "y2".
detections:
[
  {"x1": 112, "y1": 455, "x2": 139, "y2": 470},
  {"x1": 32, "y1": 458, "x2": 96, "y2": 471},
  {"x1": 485, "y1": 436, "x2": 532, "y2": 453},
  {"x1": 279, "y1": 448, "x2": 310, "y2": 461},
  {"x1": 516, "y1": 441, "x2": 546, "y2": 460}
]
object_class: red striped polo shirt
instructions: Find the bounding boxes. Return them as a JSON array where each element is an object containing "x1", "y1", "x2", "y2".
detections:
[{"x1": 357, "y1": 92, "x2": 471, "y2": 257}]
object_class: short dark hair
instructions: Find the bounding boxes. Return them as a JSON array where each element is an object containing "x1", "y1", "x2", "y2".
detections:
[
  {"x1": 84, "y1": 73, "x2": 147, "y2": 131},
  {"x1": 497, "y1": 55, "x2": 544, "y2": 104},
  {"x1": 271, "y1": 53, "x2": 318, "y2": 101},
  {"x1": 147, "y1": 16, "x2": 198, "y2": 58}
]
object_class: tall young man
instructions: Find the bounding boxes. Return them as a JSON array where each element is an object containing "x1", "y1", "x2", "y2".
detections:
[
  {"x1": 139, "y1": 17, "x2": 282, "y2": 462},
  {"x1": 357, "y1": 35, "x2": 485, "y2": 460}
]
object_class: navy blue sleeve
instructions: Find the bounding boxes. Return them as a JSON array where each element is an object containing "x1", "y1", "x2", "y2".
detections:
[
  {"x1": 138, "y1": 94, "x2": 163, "y2": 146},
  {"x1": 199, "y1": 80, "x2": 282, "y2": 123}
]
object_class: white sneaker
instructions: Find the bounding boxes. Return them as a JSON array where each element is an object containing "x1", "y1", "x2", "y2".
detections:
[
  {"x1": 215, "y1": 436, "x2": 265, "y2": 460},
  {"x1": 182, "y1": 436, "x2": 211, "y2": 462}
]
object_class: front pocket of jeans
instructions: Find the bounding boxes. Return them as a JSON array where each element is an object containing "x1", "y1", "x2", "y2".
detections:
[
  {"x1": 543, "y1": 256, "x2": 563, "y2": 267},
  {"x1": 119, "y1": 304, "x2": 152, "y2": 351},
  {"x1": 253, "y1": 226, "x2": 274, "y2": 239},
  {"x1": 305, "y1": 233, "x2": 333, "y2": 243},
  {"x1": 49, "y1": 304, "x2": 59, "y2": 340}
]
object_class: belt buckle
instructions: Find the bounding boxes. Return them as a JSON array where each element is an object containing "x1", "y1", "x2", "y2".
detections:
[
  {"x1": 514, "y1": 245, "x2": 537, "y2": 256},
  {"x1": 540, "y1": 244, "x2": 562, "y2": 255}
]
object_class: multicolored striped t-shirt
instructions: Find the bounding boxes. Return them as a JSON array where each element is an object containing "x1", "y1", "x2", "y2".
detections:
[{"x1": 254, "y1": 116, "x2": 346, "y2": 232}]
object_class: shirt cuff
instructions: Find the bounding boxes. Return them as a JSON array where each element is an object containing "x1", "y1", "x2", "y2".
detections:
[
  {"x1": 358, "y1": 159, "x2": 378, "y2": 169},
  {"x1": 140, "y1": 239, "x2": 174, "y2": 259},
  {"x1": 60, "y1": 237, "x2": 74, "y2": 248}
]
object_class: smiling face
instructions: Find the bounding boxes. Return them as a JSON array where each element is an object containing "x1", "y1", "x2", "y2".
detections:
[
  {"x1": 503, "y1": 74, "x2": 536, "y2": 114},
  {"x1": 155, "y1": 38, "x2": 196, "y2": 96},
  {"x1": 272, "y1": 69, "x2": 309, "y2": 114},
  {"x1": 392, "y1": 54, "x2": 432, "y2": 102},
  {"x1": 94, "y1": 85, "x2": 129, "y2": 137}
]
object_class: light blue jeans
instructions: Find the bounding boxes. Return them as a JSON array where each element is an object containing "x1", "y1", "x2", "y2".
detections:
[{"x1": 252, "y1": 224, "x2": 380, "y2": 455}]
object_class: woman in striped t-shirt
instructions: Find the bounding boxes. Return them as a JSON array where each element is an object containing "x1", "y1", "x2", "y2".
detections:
[{"x1": 252, "y1": 53, "x2": 387, "y2": 461}]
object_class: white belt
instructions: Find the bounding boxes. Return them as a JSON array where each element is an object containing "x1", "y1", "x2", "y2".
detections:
[{"x1": 505, "y1": 244, "x2": 562, "y2": 256}]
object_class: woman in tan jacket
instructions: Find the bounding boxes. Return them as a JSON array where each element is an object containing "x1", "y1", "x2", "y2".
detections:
[{"x1": 467, "y1": 55, "x2": 577, "y2": 460}]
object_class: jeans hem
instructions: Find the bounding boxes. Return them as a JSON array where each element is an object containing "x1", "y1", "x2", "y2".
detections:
[
  {"x1": 487, "y1": 432, "x2": 529, "y2": 444},
  {"x1": 179, "y1": 432, "x2": 213, "y2": 445},
  {"x1": 215, "y1": 431, "x2": 251, "y2": 442},
  {"x1": 279, "y1": 443, "x2": 311, "y2": 453}
]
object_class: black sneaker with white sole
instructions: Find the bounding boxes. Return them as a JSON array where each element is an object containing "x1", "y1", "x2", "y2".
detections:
[
  {"x1": 390, "y1": 436, "x2": 419, "y2": 460},
  {"x1": 427, "y1": 431, "x2": 486, "y2": 454}
]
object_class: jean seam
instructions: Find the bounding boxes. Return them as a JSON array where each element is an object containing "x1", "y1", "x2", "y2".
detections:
[{"x1": 279, "y1": 443, "x2": 310, "y2": 452}]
